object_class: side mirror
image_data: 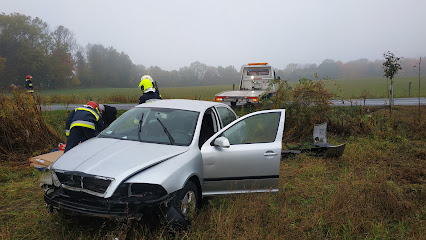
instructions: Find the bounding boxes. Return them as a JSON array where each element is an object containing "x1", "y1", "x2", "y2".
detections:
[{"x1": 214, "y1": 137, "x2": 230, "y2": 148}]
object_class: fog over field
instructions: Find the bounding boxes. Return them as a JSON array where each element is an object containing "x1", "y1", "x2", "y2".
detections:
[{"x1": 1, "y1": 0, "x2": 425, "y2": 70}]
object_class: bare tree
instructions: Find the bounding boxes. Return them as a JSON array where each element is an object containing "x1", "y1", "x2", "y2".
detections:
[{"x1": 50, "y1": 25, "x2": 77, "y2": 54}]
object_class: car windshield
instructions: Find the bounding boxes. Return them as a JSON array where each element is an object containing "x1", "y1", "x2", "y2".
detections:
[{"x1": 98, "y1": 107, "x2": 199, "y2": 146}]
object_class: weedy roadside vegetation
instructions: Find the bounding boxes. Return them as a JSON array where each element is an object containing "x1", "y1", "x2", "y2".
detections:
[
  {"x1": 0, "y1": 90, "x2": 64, "y2": 162},
  {"x1": 0, "y1": 86, "x2": 425, "y2": 239}
]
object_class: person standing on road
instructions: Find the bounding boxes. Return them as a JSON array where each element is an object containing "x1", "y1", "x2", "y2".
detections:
[
  {"x1": 25, "y1": 75, "x2": 34, "y2": 94},
  {"x1": 64, "y1": 101, "x2": 105, "y2": 152},
  {"x1": 138, "y1": 75, "x2": 162, "y2": 104}
]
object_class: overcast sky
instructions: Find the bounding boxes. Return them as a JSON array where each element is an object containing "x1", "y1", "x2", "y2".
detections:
[{"x1": 2, "y1": 0, "x2": 425, "y2": 70}]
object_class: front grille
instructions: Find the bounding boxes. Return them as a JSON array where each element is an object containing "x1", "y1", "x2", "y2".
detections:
[
  {"x1": 62, "y1": 189, "x2": 128, "y2": 213},
  {"x1": 83, "y1": 177, "x2": 111, "y2": 193},
  {"x1": 55, "y1": 171, "x2": 112, "y2": 194},
  {"x1": 55, "y1": 172, "x2": 81, "y2": 188}
]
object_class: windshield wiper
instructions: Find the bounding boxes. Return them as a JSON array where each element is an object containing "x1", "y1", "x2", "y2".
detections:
[
  {"x1": 156, "y1": 117, "x2": 175, "y2": 145},
  {"x1": 138, "y1": 113, "x2": 144, "y2": 142}
]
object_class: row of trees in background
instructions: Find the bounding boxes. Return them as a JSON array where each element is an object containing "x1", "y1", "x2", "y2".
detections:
[
  {"x1": 75, "y1": 44, "x2": 240, "y2": 88},
  {"x1": 0, "y1": 13, "x2": 75, "y2": 89},
  {"x1": 0, "y1": 13, "x2": 424, "y2": 91},
  {"x1": 276, "y1": 58, "x2": 423, "y2": 81},
  {"x1": 0, "y1": 13, "x2": 240, "y2": 90}
]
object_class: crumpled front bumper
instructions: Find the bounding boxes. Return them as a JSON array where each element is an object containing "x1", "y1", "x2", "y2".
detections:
[{"x1": 44, "y1": 187, "x2": 175, "y2": 220}]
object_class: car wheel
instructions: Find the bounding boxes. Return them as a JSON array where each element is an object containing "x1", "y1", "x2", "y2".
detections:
[
  {"x1": 231, "y1": 101, "x2": 237, "y2": 107},
  {"x1": 175, "y1": 181, "x2": 199, "y2": 222}
]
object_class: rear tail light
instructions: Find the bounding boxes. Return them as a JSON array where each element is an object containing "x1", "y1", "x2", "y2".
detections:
[{"x1": 247, "y1": 97, "x2": 258, "y2": 102}]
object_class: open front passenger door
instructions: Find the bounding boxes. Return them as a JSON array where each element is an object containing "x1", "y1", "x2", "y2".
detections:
[{"x1": 201, "y1": 109, "x2": 285, "y2": 196}]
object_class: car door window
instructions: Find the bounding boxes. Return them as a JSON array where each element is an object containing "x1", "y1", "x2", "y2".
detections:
[
  {"x1": 216, "y1": 106, "x2": 237, "y2": 127},
  {"x1": 199, "y1": 108, "x2": 219, "y2": 148},
  {"x1": 220, "y1": 112, "x2": 280, "y2": 144}
]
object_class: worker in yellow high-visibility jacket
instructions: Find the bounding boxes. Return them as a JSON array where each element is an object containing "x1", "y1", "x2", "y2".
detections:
[{"x1": 138, "y1": 75, "x2": 162, "y2": 104}]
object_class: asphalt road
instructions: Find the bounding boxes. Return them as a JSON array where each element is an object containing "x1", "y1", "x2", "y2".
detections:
[
  {"x1": 329, "y1": 97, "x2": 426, "y2": 106},
  {"x1": 41, "y1": 97, "x2": 425, "y2": 111},
  {"x1": 41, "y1": 103, "x2": 135, "y2": 111}
]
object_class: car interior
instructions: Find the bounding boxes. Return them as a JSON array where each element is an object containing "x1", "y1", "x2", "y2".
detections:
[{"x1": 198, "y1": 108, "x2": 217, "y2": 148}]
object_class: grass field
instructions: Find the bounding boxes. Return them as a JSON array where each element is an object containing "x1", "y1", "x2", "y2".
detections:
[
  {"x1": 32, "y1": 76, "x2": 426, "y2": 104},
  {"x1": 1, "y1": 89, "x2": 425, "y2": 239},
  {"x1": 1, "y1": 103, "x2": 425, "y2": 239},
  {"x1": 324, "y1": 76, "x2": 426, "y2": 99},
  {"x1": 38, "y1": 85, "x2": 234, "y2": 104}
]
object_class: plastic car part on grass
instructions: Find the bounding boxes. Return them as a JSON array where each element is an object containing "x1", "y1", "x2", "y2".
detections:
[{"x1": 281, "y1": 122, "x2": 346, "y2": 159}]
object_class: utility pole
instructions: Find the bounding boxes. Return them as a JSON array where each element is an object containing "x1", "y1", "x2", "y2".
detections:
[
  {"x1": 409, "y1": 82, "x2": 411, "y2": 97},
  {"x1": 419, "y1": 57, "x2": 421, "y2": 124}
]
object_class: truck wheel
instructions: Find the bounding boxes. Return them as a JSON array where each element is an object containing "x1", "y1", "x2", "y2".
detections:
[{"x1": 231, "y1": 101, "x2": 236, "y2": 107}]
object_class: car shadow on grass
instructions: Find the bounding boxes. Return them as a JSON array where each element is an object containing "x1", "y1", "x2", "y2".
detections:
[{"x1": 50, "y1": 212, "x2": 174, "y2": 239}]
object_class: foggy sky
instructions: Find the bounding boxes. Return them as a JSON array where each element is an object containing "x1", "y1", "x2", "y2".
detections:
[{"x1": 1, "y1": 0, "x2": 425, "y2": 70}]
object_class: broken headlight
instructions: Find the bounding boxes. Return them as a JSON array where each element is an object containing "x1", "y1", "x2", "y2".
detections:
[
  {"x1": 39, "y1": 169, "x2": 59, "y2": 195},
  {"x1": 128, "y1": 183, "x2": 167, "y2": 201},
  {"x1": 39, "y1": 169, "x2": 54, "y2": 186}
]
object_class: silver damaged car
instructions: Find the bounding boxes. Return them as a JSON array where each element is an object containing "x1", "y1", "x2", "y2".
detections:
[{"x1": 41, "y1": 99, "x2": 285, "y2": 227}]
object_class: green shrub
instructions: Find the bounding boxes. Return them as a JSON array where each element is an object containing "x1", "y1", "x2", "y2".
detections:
[{"x1": 263, "y1": 78, "x2": 334, "y2": 143}]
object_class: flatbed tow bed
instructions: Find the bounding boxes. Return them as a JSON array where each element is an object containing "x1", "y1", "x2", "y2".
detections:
[
  {"x1": 215, "y1": 63, "x2": 279, "y2": 106},
  {"x1": 215, "y1": 90, "x2": 265, "y2": 104}
]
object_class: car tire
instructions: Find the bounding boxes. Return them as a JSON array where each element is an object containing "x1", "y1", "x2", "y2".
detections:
[
  {"x1": 174, "y1": 181, "x2": 199, "y2": 223},
  {"x1": 231, "y1": 101, "x2": 237, "y2": 107}
]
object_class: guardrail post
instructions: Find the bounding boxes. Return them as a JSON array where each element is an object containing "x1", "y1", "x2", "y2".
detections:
[{"x1": 409, "y1": 82, "x2": 411, "y2": 97}]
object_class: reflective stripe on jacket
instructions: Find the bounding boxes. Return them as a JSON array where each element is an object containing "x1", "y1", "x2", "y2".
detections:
[
  {"x1": 25, "y1": 80, "x2": 34, "y2": 92},
  {"x1": 70, "y1": 120, "x2": 96, "y2": 130},
  {"x1": 65, "y1": 106, "x2": 104, "y2": 136},
  {"x1": 75, "y1": 107, "x2": 100, "y2": 121}
]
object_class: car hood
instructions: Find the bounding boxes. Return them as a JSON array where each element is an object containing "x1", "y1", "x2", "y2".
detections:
[{"x1": 52, "y1": 137, "x2": 189, "y2": 181}]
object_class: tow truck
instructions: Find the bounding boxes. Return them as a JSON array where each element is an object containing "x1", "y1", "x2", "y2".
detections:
[{"x1": 215, "y1": 63, "x2": 280, "y2": 106}]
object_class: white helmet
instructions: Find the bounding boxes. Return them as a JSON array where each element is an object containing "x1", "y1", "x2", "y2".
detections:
[
  {"x1": 98, "y1": 104, "x2": 105, "y2": 113},
  {"x1": 141, "y1": 75, "x2": 154, "y2": 83}
]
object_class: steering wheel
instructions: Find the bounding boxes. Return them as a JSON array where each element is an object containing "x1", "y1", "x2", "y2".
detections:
[
  {"x1": 143, "y1": 123, "x2": 165, "y2": 137},
  {"x1": 171, "y1": 130, "x2": 191, "y2": 141}
]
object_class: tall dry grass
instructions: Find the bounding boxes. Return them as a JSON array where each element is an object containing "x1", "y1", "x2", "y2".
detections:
[
  {"x1": 41, "y1": 93, "x2": 138, "y2": 105},
  {"x1": 0, "y1": 90, "x2": 64, "y2": 161}
]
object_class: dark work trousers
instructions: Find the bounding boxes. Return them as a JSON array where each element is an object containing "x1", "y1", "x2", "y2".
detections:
[{"x1": 64, "y1": 127, "x2": 96, "y2": 152}]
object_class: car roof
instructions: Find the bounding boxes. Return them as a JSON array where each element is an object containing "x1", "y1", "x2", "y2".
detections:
[{"x1": 135, "y1": 99, "x2": 228, "y2": 112}]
